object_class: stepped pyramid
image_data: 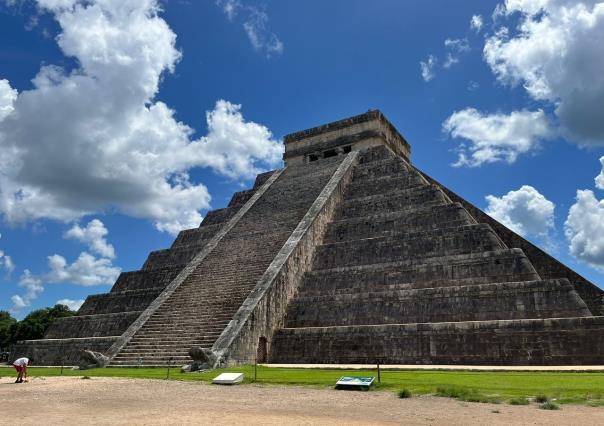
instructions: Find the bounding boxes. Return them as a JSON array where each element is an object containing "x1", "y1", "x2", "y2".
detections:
[{"x1": 12, "y1": 111, "x2": 604, "y2": 366}]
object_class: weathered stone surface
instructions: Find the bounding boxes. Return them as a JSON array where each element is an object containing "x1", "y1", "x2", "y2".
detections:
[
  {"x1": 10, "y1": 337, "x2": 118, "y2": 365},
  {"x1": 45, "y1": 312, "x2": 141, "y2": 338},
  {"x1": 421, "y1": 170, "x2": 604, "y2": 317},
  {"x1": 78, "y1": 350, "x2": 110, "y2": 369},
  {"x1": 188, "y1": 346, "x2": 220, "y2": 370},
  {"x1": 285, "y1": 279, "x2": 590, "y2": 327},
  {"x1": 79, "y1": 288, "x2": 164, "y2": 315},
  {"x1": 270, "y1": 316, "x2": 604, "y2": 365},
  {"x1": 267, "y1": 141, "x2": 603, "y2": 365}
]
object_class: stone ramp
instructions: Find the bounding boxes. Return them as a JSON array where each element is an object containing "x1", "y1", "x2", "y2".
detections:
[
  {"x1": 269, "y1": 145, "x2": 604, "y2": 365},
  {"x1": 110, "y1": 157, "x2": 345, "y2": 366}
]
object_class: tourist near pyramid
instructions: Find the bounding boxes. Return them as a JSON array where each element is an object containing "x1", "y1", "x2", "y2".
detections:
[{"x1": 11, "y1": 111, "x2": 604, "y2": 367}]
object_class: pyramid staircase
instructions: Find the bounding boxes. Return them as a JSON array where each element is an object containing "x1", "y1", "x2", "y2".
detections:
[{"x1": 109, "y1": 157, "x2": 344, "y2": 366}]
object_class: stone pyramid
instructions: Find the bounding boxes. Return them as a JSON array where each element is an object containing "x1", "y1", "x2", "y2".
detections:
[{"x1": 12, "y1": 111, "x2": 604, "y2": 366}]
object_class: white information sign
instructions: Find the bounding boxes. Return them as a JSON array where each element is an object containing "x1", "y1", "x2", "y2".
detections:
[{"x1": 335, "y1": 376, "x2": 375, "y2": 390}]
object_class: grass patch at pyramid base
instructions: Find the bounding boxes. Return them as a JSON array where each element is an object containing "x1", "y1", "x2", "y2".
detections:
[{"x1": 2, "y1": 364, "x2": 604, "y2": 405}]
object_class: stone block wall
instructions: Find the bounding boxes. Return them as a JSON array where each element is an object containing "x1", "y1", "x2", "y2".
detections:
[
  {"x1": 271, "y1": 317, "x2": 604, "y2": 365},
  {"x1": 45, "y1": 312, "x2": 141, "y2": 338},
  {"x1": 10, "y1": 337, "x2": 118, "y2": 366},
  {"x1": 79, "y1": 288, "x2": 164, "y2": 315},
  {"x1": 419, "y1": 170, "x2": 604, "y2": 316},
  {"x1": 285, "y1": 279, "x2": 590, "y2": 327}
]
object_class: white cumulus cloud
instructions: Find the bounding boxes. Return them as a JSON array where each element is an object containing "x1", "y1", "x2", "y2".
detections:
[
  {"x1": 0, "y1": 0, "x2": 283, "y2": 236},
  {"x1": 10, "y1": 218, "x2": 120, "y2": 311},
  {"x1": 0, "y1": 232, "x2": 15, "y2": 276},
  {"x1": 65, "y1": 219, "x2": 115, "y2": 259},
  {"x1": 443, "y1": 108, "x2": 553, "y2": 166},
  {"x1": 217, "y1": 0, "x2": 240, "y2": 21},
  {"x1": 56, "y1": 298, "x2": 84, "y2": 311},
  {"x1": 0, "y1": 79, "x2": 17, "y2": 121},
  {"x1": 46, "y1": 252, "x2": 119, "y2": 286},
  {"x1": 470, "y1": 14, "x2": 484, "y2": 32},
  {"x1": 420, "y1": 54, "x2": 438, "y2": 82},
  {"x1": 485, "y1": 185, "x2": 555, "y2": 238},
  {"x1": 595, "y1": 156, "x2": 604, "y2": 190},
  {"x1": 565, "y1": 189, "x2": 604, "y2": 271},
  {"x1": 11, "y1": 270, "x2": 44, "y2": 312},
  {"x1": 0, "y1": 250, "x2": 15, "y2": 275},
  {"x1": 217, "y1": 0, "x2": 283, "y2": 57},
  {"x1": 484, "y1": 0, "x2": 604, "y2": 145}
]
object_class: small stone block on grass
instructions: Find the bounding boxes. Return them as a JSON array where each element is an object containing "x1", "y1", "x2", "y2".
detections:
[{"x1": 212, "y1": 372, "x2": 244, "y2": 385}]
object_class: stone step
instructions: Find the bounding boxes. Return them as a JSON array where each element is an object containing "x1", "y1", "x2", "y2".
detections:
[
  {"x1": 340, "y1": 184, "x2": 447, "y2": 219},
  {"x1": 170, "y1": 224, "x2": 223, "y2": 249},
  {"x1": 133, "y1": 326, "x2": 228, "y2": 334},
  {"x1": 125, "y1": 339, "x2": 218, "y2": 347},
  {"x1": 130, "y1": 329, "x2": 222, "y2": 336},
  {"x1": 301, "y1": 249, "x2": 538, "y2": 295},
  {"x1": 351, "y1": 157, "x2": 410, "y2": 181},
  {"x1": 45, "y1": 312, "x2": 141, "y2": 339},
  {"x1": 324, "y1": 203, "x2": 474, "y2": 243},
  {"x1": 142, "y1": 245, "x2": 205, "y2": 271},
  {"x1": 345, "y1": 173, "x2": 426, "y2": 199},
  {"x1": 132, "y1": 336, "x2": 222, "y2": 343},
  {"x1": 123, "y1": 341, "x2": 215, "y2": 349},
  {"x1": 357, "y1": 144, "x2": 397, "y2": 164},
  {"x1": 199, "y1": 206, "x2": 239, "y2": 227},
  {"x1": 227, "y1": 189, "x2": 256, "y2": 208},
  {"x1": 115, "y1": 353, "x2": 197, "y2": 360},
  {"x1": 111, "y1": 267, "x2": 182, "y2": 293},
  {"x1": 285, "y1": 279, "x2": 591, "y2": 327},
  {"x1": 313, "y1": 224, "x2": 505, "y2": 270},
  {"x1": 269, "y1": 316, "x2": 604, "y2": 365},
  {"x1": 144, "y1": 314, "x2": 233, "y2": 323},
  {"x1": 79, "y1": 288, "x2": 164, "y2": 315}
]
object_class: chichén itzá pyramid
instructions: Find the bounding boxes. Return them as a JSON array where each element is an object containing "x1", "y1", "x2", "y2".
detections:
[{"x1": 11, "y1": 110, "x2": 604, "y2": 367}]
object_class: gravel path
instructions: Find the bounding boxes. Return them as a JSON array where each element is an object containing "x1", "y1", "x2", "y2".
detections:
[{"x1": 1, "y1": 376, "x2": 603, "y2": 425}]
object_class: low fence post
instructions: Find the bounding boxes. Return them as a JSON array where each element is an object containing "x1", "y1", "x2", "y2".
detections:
[
  {"x1": 166, "y1": 357, "x2": 172, "y2": 380},
  {"x1": 377, "y1": 363, "x2": 381, "y2": 384},
  {"x1": 254, "y1": 357, "x2": 258, "y2": 382}
]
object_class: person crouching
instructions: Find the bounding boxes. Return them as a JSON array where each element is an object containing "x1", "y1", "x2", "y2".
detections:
[{"x1": 13, "y1": 357, "x2": 34, "y2": 383}]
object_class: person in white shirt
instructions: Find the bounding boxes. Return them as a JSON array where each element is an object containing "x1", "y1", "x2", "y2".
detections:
[{"x1": 12, "y1": 357, "x2": 34, "y2": 383}]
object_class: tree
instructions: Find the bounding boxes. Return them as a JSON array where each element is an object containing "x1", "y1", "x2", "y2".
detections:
[
  {"x1": 5, "y1": 304, "x2": 77, "y2": 349},
  {"x1": 0, "y1": 310, "x2": 17, "y2": 351}
]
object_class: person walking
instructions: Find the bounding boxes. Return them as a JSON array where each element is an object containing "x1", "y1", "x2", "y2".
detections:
[{"x1": 13, "y1": 357, "x2": 33, "y2": 383}]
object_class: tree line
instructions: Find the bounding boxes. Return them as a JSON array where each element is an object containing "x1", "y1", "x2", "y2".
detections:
[{"x1": 0, "y1": 304, "x2": 76, "y2": 352}]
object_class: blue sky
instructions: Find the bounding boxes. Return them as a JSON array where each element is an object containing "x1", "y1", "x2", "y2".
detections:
[{"x1": 1, "y1": 0, "x2": 604, "y2": 318}]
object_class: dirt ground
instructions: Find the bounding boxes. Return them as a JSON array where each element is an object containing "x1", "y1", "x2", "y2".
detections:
[{"x1": 1, "y1": 376, "x2": 603, "y2": 425}]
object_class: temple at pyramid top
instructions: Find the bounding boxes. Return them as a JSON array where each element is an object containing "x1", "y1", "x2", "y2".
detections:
[{"x1": 283, "y1": 110, "x2": 411, "y2": 165}]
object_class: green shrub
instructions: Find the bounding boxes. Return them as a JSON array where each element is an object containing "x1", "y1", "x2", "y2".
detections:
[
  {"x1": 539, "y1": 401, "x2": 560, "y2": 410},
  {"x1": 435, "y1": 386, "x2": 500, "y2": 404},
  {"x1": 509, "y1": 397, "x2": 530, "y2": 405},
  {"x1": 534, "y1": 394, "x2": 549, "y2": 403},
  {"x1": 398, "y1": 388, "x2": 412, "y2": 398}
]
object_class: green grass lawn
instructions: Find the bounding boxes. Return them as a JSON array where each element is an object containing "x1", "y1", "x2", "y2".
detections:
[{"x1": 2, "y1": 365, "x2": 604, "y2": 406}]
